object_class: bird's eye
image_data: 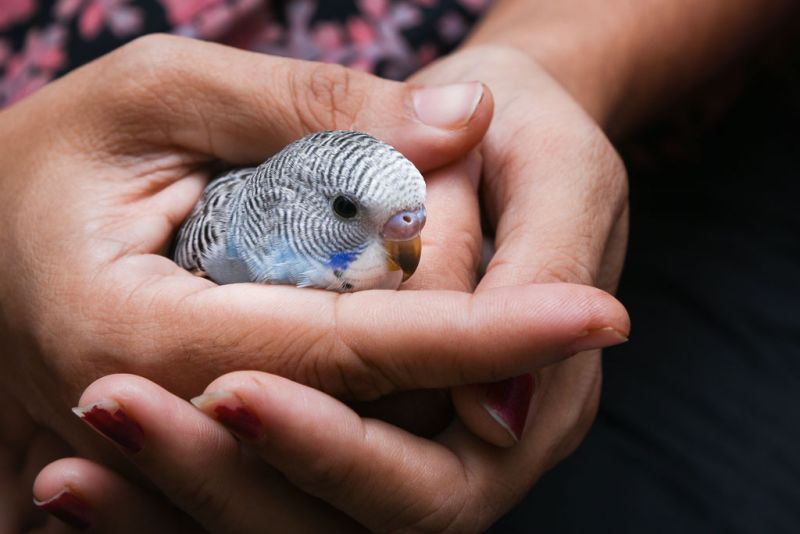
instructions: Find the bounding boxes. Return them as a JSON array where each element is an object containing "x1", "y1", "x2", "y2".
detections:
[{"x1": 332, "y1": 195, "x2": 358, "y2": 219}]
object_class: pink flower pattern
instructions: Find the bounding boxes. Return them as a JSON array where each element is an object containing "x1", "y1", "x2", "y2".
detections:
[
  {"x1": 55, "y1": 0, "x2": 145, "y2": 40},
  {"x1": 1, "y1": 25, "x2": 67, "y2": 105},
  {"x1": 0, "y1": 0, "x2": 37, "y2": 30},
  {"x1": 1, "y1": 0, "x2": 492, "y2": 107}
]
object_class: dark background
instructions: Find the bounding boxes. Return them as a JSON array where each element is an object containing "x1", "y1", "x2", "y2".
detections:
[{"x1": 492, "y1": 39, "x2": 800, "y2": 534}]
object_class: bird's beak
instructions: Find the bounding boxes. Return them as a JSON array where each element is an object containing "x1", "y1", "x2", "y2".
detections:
[
  {"x1": 382, "y1": 208, "x2": 426, "y2": 282},
  {"x1": 385, "y1": 236, "x2": 422, "y2": 281}
]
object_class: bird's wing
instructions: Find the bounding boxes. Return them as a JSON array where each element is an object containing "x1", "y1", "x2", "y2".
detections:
[{"x1": 172, "y1": 167, "x2": 253, "y2": 276}]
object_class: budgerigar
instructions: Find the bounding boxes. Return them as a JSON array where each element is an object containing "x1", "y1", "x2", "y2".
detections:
[{"x1": 173, "y1": 131, "x2": 426, "y2": 292}]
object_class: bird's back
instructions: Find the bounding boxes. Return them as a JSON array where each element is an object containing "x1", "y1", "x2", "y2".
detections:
[{"x1": 173, "y1": 167, "x2": 253, "y2": 281}]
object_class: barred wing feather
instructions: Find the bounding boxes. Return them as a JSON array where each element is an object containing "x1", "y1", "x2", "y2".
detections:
[{"x1": 173, "y1": 167, "x2": 253, "y2": 275}]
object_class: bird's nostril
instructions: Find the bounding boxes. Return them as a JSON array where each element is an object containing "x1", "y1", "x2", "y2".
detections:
[{"x1": 383, "y1": 208, "x2": 426, "y2": 241}]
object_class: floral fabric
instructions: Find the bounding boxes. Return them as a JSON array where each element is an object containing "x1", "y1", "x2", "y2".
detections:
[{"x1": 0, "y1": 0, "x2": 492, "y2": 107}]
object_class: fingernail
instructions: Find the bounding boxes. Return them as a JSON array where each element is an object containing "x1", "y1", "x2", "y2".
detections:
[
  {"x1": 568, "y1": 326, "x2": 629, "y2": 355},
  {"x1": 413, "y1": 81, "x2": 483, "y2": 129},
  {"x1": 481, "y1": 374, "x2": 535, "y2": 442},
  {"x1": 191, "y1": 391, "x2": 263, "y2": 440},
  {"x1": 72, "y1": 399, "x2": 144, "y2": 453},
  {"x1": 34, "y1": 490, "x2": 92, "y2": 530}
]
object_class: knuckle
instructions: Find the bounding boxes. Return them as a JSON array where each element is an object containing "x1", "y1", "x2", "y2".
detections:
[
  {"x1": 80, "y1": 273, "x2": 176, "y2": 368},
  {"x1": 401, "y1": 493, "x2": 482, "y2": 534},
  {"x1": 420, "y1": 226, "x2": 481, "y2": 291},
  {"x1": 584, "y1": 130, "x2": 629, "y2": 209},
  {"x1": 289, "y1": 443, "x2": 359, "y2": 497},
  {"x1": 232, "y1": 312, "x2": 392, "y2": 401},
  {"x1": 116, "y1": 33, "x2": 173, "y2": 57},
  {"x1": 533, "y1": 248, "x2": 596, "y2": 285},
  {"x1": 106, "y1": 33, "x2": 179, "y2": 81},
  {"x1": 102, "y1": 34, "x2": 186, "y2": 111},
  {"x1": 322, "y1": 338, "x2": 395, "y2": 401},
  {"x1": 312, "y1": 299, "x2": 397, "y2": 400},
  {"x1": 291, "y1": 63, "x2": 366, "y2": 131},
  {"x1": 56, "y1": 33, "x2": 187, "y2": 153}
]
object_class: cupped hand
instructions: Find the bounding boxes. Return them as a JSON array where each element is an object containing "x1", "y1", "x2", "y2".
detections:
[
  {"x1": 1, "y1": 33, "x2": 628, "y2": 529},
  {"x1": 31, "y1": 314, "x2": 622, "y2": 533},
  {"x1": 28, "y1": 158, "x2": 628, "y2": 534},
  {"x1": 0, "y1": 32, "x2": 493, "y2": 449},
  {"x1": 26, "y1": 43, "x2": 630, "y2": 532},
  {"x1": 409, "y1": 44, "x2": 630, "y2": 455}
]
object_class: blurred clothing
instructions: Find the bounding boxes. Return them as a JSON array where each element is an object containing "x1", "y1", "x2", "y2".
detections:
[{"x1": 0, "y1": 0, "x2": 491, "y2": 106}]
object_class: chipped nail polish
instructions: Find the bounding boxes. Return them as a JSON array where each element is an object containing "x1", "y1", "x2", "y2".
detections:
[
  {"x1": 73, "y1": 399, "x2": 144, "y2": 453},
  {"x1": 481, "y1": 374, "x2": 535, "y2": 442},
  {"x1": 192, "y1": 391, "x2": 263, "y2": 440},
  {"x1": 34, "y1": 490, "x2": 91, "y2": 530}
]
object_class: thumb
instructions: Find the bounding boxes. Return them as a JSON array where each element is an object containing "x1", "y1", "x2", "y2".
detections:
[{"x1": 74, "y1": 34, "x2": 493, "y2": 171}]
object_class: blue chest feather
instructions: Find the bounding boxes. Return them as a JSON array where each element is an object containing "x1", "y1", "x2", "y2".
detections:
[
  {"x1": 224, "y1": 228, "x2": 364, "y2": 286},
  {"x1": 326, "y1": 251, "x2": 359, "y2": 272}
]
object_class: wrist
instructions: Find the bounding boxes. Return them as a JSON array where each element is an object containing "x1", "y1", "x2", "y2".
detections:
[
  {"x1": 462, "y1": 6, "x2": 635, "y2": 133},
  {"x1": 463, "y1": 0, "x2": 800, "y2": 137}
]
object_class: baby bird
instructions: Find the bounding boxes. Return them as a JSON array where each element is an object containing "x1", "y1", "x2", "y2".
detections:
[{"x1": 173, "y1": 131, "x2": 426, "y2": 292}]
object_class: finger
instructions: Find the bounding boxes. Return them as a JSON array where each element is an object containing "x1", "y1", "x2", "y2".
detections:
[
  {"x1": 193, "y1": 371, "x2": 470, "y2": 533},
  {"x1": 18, "y1": 429, "x2": 72, "y2": 528},
  {"x1": 51, "y1": 34, "x2": 493, "y2": 172},
  {"x1": 69, "y1": 374, "x2": 358, "y2": 533},
  {"x1": 449, "y1": 58, "x2": 628, "y2": 446},
  {"x1": 33, "y1": 457, "x2": 201, "y2": 532},
  {"x1": 478, "y1": 68, "x2": 628, "y2": 292},
  {"x1": 96, "y1": 267, "x2": 629, "y2": 400},
  {"x1": 402, "y1": 152, "x2": 482, "y2": 292},
  {"x1": 413, "y1": 48, "x2": 626, "y2": 291},
  {"x1": 192, "y1": 370, "x2": 584, "y2": 533},
  {"x1": 346, "y1": 145, "x2": 481, "y2": 436},
  {"x1": 350, "y1": 138, "x2": 478, "y2": 441}
]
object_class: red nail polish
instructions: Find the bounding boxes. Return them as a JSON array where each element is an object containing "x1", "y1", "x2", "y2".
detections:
[
  {"x1": 73, "y1": 400, "x2": 144, "y2": 453},
  {"x1": 35, "y1": 490, "x2": 91, "y2": 530},
  {"x1": 214, "y1": 403, "x2": 263, "y2": 440},
  {"x1": 482, "y1": 374, "x2": 535, "y2": 442}
]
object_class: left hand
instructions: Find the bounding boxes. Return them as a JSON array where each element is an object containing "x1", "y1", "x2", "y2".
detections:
[{"x1": 410, "y1": 44, "x2": 630, "y2": 452}]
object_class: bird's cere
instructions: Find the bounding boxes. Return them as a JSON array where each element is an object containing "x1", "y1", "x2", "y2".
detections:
[
  {"x1": 382, "y1": 208, "x2": 427, "y2": 241},
  {"x1": 172, "y1": 131, "x2": 426, "y2": 292}
]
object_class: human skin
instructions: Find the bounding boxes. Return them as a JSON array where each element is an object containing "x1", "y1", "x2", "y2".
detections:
[
  {"x1": 26, "y1": 1, "x2": 800, "y2": 532},
  {"x1": 469, "y1": 0, "x2": 799, "y2": 135},
  {"x1": 23, "y1": 53, "x2": 630, "y2": 533},
  {"x1": 0, "y1": 34, "x2": 630, "y2": 531}
]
